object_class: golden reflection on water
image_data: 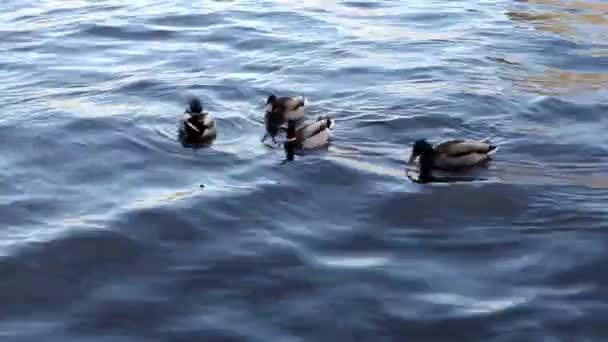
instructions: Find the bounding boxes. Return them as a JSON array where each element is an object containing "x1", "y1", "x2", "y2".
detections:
[
  {"x1": 45, "y1": 97, "x2": 136, "y2": 117},
  {"x1": 129, "y1": 188, "x2": 201, "y2": 210},
  {"x1": 490, "y1": 159, "x2": 608, "y2": 189},
  {"x1": 507, "y1": 11, "x2": 608, "y2": 42},
  {"x1": 508, "y1": 0, "x2": 608, "y2": 41},
  {"x1": 523, "y1": 0, "x2": 608, "y2": 13},
  {"x1": 588, "y1": 175, "x2": 608, "y2": 189},
  {"x1": 507, "y1": 0, "x2": 608, "y2": 96},
  {"x1": 521, "y1": 67, "x2": 608, "y2": 96}
]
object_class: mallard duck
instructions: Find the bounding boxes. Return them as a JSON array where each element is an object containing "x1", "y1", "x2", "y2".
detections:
[
  {"x1": 284, "y1": 117, "x2": 335, "y2": 161},
  {"x1": 408, "y1": 138, "x2": 497, "y2": 176},
  {"x1": 262, "y1": 94, "x2": 307, "y2": 144},
  {"x1": 178, "y1": 97, "x2": 217, "y2": 146}
]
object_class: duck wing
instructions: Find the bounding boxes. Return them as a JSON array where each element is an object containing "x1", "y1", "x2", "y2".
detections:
[
  {"x1": 298, "y1": 118, "x2": 334, "y2": 149},
  {"x1": 433, "y1": 152, "x2": 492, "y2": 171},
  {"x1": 297, "y1": 118, "x2": 329, "y2": 139},
  {"x1": 186, "y1": 113, "x2": 215, "y2": 134},
  {"x1": 278, "y1": 96, "x2": 306, "y2": 120},
  {"x1": 202, "y1": 112, "x2": 215, "y2": 128},
  {"x1": 434, "y1": 140, "x2": 495, "y2": 156},
  {"x1": 201, "y1": 113, "x2": 217, "y2": 139}
]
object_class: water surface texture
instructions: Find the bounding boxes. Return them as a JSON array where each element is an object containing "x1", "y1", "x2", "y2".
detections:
[{"x1": 1, "y1": 0, "x2": 608, "y2": 341}]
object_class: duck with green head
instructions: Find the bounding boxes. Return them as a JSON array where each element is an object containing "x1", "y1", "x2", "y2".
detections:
[{"x1": 408, "y1": 138, "x2": 498, "y2": 181}]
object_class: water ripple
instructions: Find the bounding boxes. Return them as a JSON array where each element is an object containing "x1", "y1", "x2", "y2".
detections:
[{"x1": 0, "y1": 0, "x2": 607, "y2": 341}]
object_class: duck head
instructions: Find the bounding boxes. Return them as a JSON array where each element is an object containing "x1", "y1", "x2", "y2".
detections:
[
  {"x1": 265, "y1": 94, "x2": 277, "y2": 112},
  {"x1": 266, "y1": 94, "x2": 277, "y2": 105},
  {"x1": 408, "y1": 139, "x2": 434, "y2": 164},
  {"x1": 188, "y1": 97, "x2": 203, "y2": 114},
  {"x1": 263, "y1": 101, "x2": 284, "y2": 142}
]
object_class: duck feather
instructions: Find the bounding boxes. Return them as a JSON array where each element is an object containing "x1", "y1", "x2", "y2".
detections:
[
  {"x1": 269, "y1": 96, "x2": 306, "y2": 120},
  {"x1": 432, "y1": 152, "x2": 492, "y2": 170},
  {"x1": 434, "y1": 140, "x2": 495, "y2": 156}
]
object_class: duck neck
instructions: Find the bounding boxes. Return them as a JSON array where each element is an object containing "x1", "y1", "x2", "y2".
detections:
[
  {"x1": 418, "y1": 153, "x2": 435, "y2": 180},
  {"x1": 284, "y1": 120, "x2": 297, "y2": 161}
]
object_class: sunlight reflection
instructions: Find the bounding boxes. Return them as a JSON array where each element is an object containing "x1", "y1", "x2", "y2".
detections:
[
  {"x1": 326, "y1": 147, "x2": 407, "y2": 179},
  {"x1": 316, "y1": 254, "x2": 391, "y2": 268},
  {"x1": 507, "y1": 0, "x2": 608, "y2": 43},
  {"x1": 507, "y1": 0, "x2": 608, "y2": 95},
  {"x1": 526, "y1": 0, "x2": 608, "y2": 13},
  {"x1": 493, "y1": 161, "x2": 608, "y2": 190},
  {"x1": 129, "y1": 188, "x2": 201, "y2": 210},
  {"x1": 274, "y1": 0, "x2": 466, "y2": 42},
  {"x1": 417, "y1": 292, "x2": 530, "y2": 315},
  {"x1": 521, "y1": 67, "x2": 608, "y2": 96},
  {"x1": 44, "y1": 97, "x2": 136, "y2": 117},
  {"x1": 349, "y1": 25, "x2": 466, "y2": 42},
  {"x1": 273, "y1": 0, "x2": 388, "y2": 17},
  {"x1": 383, "y1": 80, "x2": 504, "y2": 97}
]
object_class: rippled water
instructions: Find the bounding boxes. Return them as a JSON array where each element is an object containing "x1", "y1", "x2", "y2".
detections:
[{"x1": 1, "y1": 0, "x2": 607, "y2": 340}]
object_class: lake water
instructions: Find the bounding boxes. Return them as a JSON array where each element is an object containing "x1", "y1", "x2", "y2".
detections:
[{"x1": 1, "y1": 0, "x2": 607, "y2": 341}]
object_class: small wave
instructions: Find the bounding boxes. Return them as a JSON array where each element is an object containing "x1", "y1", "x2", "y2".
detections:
[
  {"x1": 0, "y1": 229, "x2": 148, "y2": 317},
  {"x1": 148, "y1": 13, "x2": 226, "y2": 28},
  {"x1": 81, "y1": 24, "x2": 178, "y2": 41},
  {"x1": 525, "y1": 96, "x2": 608, "y2": 123}
]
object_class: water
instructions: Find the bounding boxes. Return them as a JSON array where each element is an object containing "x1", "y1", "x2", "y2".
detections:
[{"x1": 1, "y1": 0, "x2": 607, "y2": 340}]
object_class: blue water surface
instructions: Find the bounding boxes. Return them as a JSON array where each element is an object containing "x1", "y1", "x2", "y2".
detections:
[{"x1": 1, "y1": 0, "x2": 607, "y2": 341}]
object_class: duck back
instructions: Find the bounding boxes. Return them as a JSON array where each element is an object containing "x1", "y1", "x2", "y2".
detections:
[
  {"x1": 435, "y1": 140, "x2": 495, "y2": 156},
  {"x1": 433, "y1": 152, "x2": 491, "y2": 170}
]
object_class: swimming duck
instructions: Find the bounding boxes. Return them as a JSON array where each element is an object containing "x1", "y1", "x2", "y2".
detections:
[
  {"x1": 408, "y1": 138, "x2": 497, "y2": 177},
  {"x1": 284, "y1": 117, "x2": 335, "y2": 161},
  {"x1": 262, "y1": 94, "x2": 307, "y2": 144},
  {"x1": 178, "y1": 97, "x2": 217, "y2": 146}
]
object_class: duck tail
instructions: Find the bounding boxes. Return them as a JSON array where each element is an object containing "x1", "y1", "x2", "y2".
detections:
[
  {"x1": 487, "y1": 144, "x2": 498, "y2": 156},
  {"x1": 326, "y1": 117, "x2": 334, "y2": 130},
  {"x1": 478, "y1": 137, "x2": 499, "y2": 154},
  {"x1": 316, "y1": 116, "x2": 334, "y2": 130}
]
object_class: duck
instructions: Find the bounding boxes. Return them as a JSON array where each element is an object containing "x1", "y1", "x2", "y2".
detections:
[
  {"x1": 262, "y1": 94, "x2": 307, "y2": 144},
  {"x1": 407, "y1": 138, "x2": 498, "y2": 180},
  {"x1": 178, "y1": 97, "x2": 217, "y2": 146},
  {"x1": 284, "y1": 116, "x2": 335, "y2": 161}
]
